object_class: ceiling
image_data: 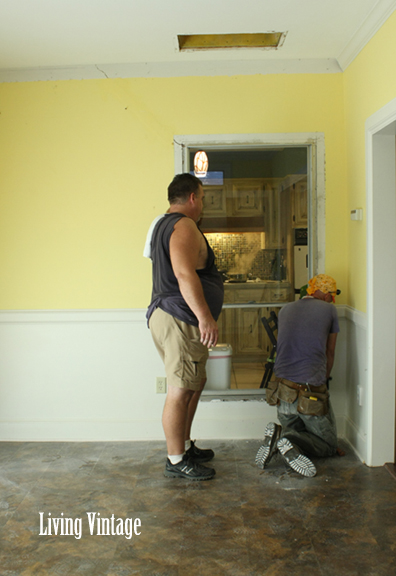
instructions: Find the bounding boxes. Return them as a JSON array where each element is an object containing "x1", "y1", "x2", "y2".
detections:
[{"x1": 0, "y1": 0, "x2": 395, "y2": 82}]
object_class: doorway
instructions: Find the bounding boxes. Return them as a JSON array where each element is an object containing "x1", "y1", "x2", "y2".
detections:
[{"x1": 366, "y1": 99, "x2": 396, "y2": 466}]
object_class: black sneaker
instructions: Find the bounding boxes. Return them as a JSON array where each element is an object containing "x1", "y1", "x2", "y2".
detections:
[
  {"x1": 277, "y1": 438, "x2": 316, "y2": 477},
  {"x1": 164, "y1": 455, "x2": 215, "y2": 480},
  {"x1": 185, "y1": 440, "x2": 215, "y2": 463},
  {"x1": 255, "y1": 422, "x2": 282, "y2": 469}
]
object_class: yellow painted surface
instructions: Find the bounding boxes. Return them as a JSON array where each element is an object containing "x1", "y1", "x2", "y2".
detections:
[
  {"x1": 343, "y1": 10, "x2": 396, "y2": 311},
  {"x1": 0, "y1": 73, "x2": 346, "y2": 309}
]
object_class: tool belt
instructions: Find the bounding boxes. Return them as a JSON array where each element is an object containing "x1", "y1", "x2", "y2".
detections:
[{"x1": 266, "y1": 376, "x2": 329, "y2": 416}]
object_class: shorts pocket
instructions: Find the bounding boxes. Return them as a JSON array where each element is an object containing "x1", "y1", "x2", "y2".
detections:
[
  {"x1": 181, "y1": 348, "x2": 208, "y2": 385},
  {"x1": 173, "y1": 329, "x2": 208, "y2": 386}
]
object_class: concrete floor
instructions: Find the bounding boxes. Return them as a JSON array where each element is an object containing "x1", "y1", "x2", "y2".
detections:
[{"x1": 0, "y1": 439, "x2": 395, "y2": 575}]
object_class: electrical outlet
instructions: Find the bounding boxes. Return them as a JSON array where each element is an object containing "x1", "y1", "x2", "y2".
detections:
[{"x1": 156, "y1": 377, "x2": 167, "y2": 394}]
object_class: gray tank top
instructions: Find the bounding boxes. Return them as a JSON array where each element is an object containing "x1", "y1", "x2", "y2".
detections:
[{"x1": 146, "y1": 213, "x2": 224, "y2": 327}]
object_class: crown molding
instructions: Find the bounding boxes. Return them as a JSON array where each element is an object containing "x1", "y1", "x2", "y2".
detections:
[
  {"x1": 0, "y1": 58, "x2": 342, "y2": 83},
  {"x1": 337, "y1": 0, "x2": 396, "y2": 71}
]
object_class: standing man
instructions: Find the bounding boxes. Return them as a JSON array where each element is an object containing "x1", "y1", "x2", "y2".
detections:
[
  {"x1": 145, "y1": 173, "x2": 224, "y2": 480},
  {"x1": 256, "y1": 274, "x2": 339, "y2": 477}
]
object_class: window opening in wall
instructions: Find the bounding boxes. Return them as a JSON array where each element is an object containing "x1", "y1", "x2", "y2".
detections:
[{"x1": 187, "y1": 147, "x2": 309, "y2": 392}]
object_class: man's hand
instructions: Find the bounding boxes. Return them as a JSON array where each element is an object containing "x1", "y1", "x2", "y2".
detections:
[{"x1": 198, "y1": 315, "x2": 219, "y2": 348}]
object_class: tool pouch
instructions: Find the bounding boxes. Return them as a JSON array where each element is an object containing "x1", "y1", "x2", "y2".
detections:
[
  {"x1": 266, "y1": 379, "x2": 279, "y2": 406},
  {"x1": 277, "y1": 381, "x2": 299, "y2": 404},
  {"x1": 297, "y1": 389, "x2": 329, "y2": 416}
]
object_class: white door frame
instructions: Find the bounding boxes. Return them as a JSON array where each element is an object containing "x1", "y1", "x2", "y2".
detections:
[
  {"x1": 366, "y1": 100, "x2": 396, "y2": 466},
  {"x1": 173, "y1": 132, "x2": 326, "y2": 275}
]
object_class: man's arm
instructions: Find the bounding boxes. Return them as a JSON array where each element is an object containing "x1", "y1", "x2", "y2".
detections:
[
  {"x1": 169, "y1": 218, "x2": 218, "y2": 348},
  {"x1": 326, "y1": 333, "x2": 337, "y2": 379}
]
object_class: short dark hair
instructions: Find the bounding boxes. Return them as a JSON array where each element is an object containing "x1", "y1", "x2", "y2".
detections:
[{"x1": 168, "y1": 173, "x2": 202, "y2": 204}]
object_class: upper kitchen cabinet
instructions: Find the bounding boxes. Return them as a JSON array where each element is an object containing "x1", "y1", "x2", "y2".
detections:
[
  {"x1": 292, "y1": 178, "x2": 308, "y2": 227},
  {"x1": 263, "y1": 180, "x2": 290, "y2": 249},
  {"x1": 200, "y1": 178, "x2": 265, "y2": 232},
  {"x1": 280, "y1": 174, "x2": 308, "y2": 228},
  {"x1": 202, "y1": 184, "x2": 227, "y2": 216},
  {"x1": 230, "y1": 179, "x2": 263, "y2": 216}
]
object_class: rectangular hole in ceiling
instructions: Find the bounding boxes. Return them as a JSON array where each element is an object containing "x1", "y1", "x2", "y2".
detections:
[{"x1": 178, "y1": 32, "x2": 286, "y2": 51}]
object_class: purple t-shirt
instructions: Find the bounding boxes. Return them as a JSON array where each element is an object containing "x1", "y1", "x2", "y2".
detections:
[{"x1": 274, "y1": 298, "x2": 339, "y2": 386}]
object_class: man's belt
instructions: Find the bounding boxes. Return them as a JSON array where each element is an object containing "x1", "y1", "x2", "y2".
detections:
[
  {"x1": 274, "y1": 377, "x2": 327, "y2": 394},
  {"x1": 275, "y1": 377, "x2": 309, "y2": 391}
]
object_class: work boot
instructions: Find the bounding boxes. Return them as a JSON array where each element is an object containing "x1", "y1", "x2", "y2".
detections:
[
  {"x1": 255, "y1": 422, "x2": 282, "y2": 469},
  {"x1": 277, "y1": 438, "x2": 316, "y2": 477}
]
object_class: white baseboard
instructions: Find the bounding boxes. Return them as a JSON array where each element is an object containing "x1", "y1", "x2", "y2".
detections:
[{"x1": 343, "y1": 416, "x2": 368, "y2": 463}]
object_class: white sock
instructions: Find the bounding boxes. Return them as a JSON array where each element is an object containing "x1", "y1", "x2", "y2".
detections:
[
  {"x1": 185, "y1": 439, "x2": 192, "y2": 451},
  {"x1": 168, "y1": 454, "x2": 184, "y2": 465}
]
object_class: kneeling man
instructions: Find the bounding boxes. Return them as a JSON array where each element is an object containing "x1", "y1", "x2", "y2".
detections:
[{"x1": 256, "y1": 274, "x2": 339, "y2": 477}]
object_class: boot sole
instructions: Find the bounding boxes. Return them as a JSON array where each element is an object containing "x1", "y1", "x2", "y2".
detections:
[
  {"x1": 277, "y1": 438, "x2": 316, "y2": 477},
  {"x1": 255, "y1": 422, "x2": 281, "y2": 469}
]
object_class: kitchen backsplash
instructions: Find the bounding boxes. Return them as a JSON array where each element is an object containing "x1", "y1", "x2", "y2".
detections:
[{"x1": 205, "y1": 232, "x2": 286, "y2": 280}]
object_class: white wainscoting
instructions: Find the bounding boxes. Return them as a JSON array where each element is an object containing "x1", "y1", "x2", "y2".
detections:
[
  {"x1": 342, "y1": 306, "x2": 368, "y2": 463},
  {"x1": 0, "y1": 307, "x2": 368, "y2": 460}
]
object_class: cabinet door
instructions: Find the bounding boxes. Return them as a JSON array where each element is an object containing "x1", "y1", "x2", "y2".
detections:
[
  {"x1": 235, "y1": 308, "x2": 263, "y2": 355},
  {"x1": 292, "y1": 180, "x2": 308, "y2": 227},
  {"x1": 279, "y1": 186, "x2": 290, "y2": 249},
  {"x1": 231, "y1": 179, "x2": 263, "y2": 216},
  {"x1": 216, "y1": 308, "x2": 236, "y2": 353},
  {"x1": 263, "y1": 182, "x2": 279, "y2": 249},
  {"x1": 269, "y1": 287, "x2": 290, "y2": 302},
  {"x1": 233, "y1": 287, "x2": 267, "y2": 304},
  {"x1": 203, "y1": 185, "x2": 227, "y2": 216},
  {"x1": 267, "y1": 183, "x2": 290, "y2": 249}
]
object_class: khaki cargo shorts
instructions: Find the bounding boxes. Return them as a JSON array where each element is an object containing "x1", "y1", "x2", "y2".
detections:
[{"x1": 149, "y1": 307, "x2": 209, "y2": 391}]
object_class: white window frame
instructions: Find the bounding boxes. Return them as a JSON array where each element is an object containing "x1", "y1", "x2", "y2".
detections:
[
  {"x1": 173, "y1": 133, "x2": 326, "y2": 398},
  {"x1": 174, "y1": 132, "x2": 325, "y2": 277}
]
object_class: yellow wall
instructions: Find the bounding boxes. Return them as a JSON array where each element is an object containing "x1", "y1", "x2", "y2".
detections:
[
  {"x1": 344, "y1": 10, "x2": 396, "y2": 311},
  {"x1": 0, "y1": 73, "x2": 347, "y2": 310}
]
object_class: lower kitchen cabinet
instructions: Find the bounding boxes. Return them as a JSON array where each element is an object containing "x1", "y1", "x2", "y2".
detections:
[
  {"x1": 217, "y1": 307, "x2": 233, "y2": 346},
  {"x1": 235, "y1": 307, "x2": 264, "y2": 356},
  {"x1": 217, "y1": 305, "x2": 280, "y2": 362}
]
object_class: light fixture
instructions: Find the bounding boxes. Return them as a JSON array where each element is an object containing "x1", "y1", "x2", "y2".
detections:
[{"x1": 194, "y1": 150, "x2": 209, "y2": 177}]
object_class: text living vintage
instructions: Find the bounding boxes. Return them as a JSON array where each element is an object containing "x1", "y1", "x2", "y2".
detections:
[{"x1": 39, "y1": 512, "x2": 142, "y2": 540}]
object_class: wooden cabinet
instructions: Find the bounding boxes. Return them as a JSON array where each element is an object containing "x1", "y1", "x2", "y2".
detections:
[
  {"x1": 202, "y1": 185, "x2": 227, "y2": 216},
  {"x1": 235, "y1": 308, "x2": 264, "y2": 356},
  {"x1": 224, "y1": 282, "x2": 292, "y2": 305},
  {"x1": 280, "y1": 174, "x2": 308, "y2": 228},
  {"x1": 233, "y1": 286, "x2": 267, "y2": 304},
  {"x1": 231, "y1": 179, "x2": 263, "y2": 216},
  {"x1": 217, "y1": 307, "x2": 233, "y2": 346},
  {"x1": 268, "y1": 287, "x2": 289, "y2": 302},
  {"x1": 263, "y1": 181, "x2": 289, "y2": 249},
  {"x1": 219, "y1": 284, "x2": 292, "y2": 361},
  {"x1": 292, "y1": 179, "x2": 308, "y2": 227},
  {"x1": 218, "y1": 305, "x2": 281, "y2": 361},
  {"x1": 201, "y1": 175, "x2": 304, "y2": 244}
]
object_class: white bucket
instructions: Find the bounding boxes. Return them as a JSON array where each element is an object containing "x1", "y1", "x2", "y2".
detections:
[{"x1": 205, "y1": 344, "x2": 233, "y2": 390}]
